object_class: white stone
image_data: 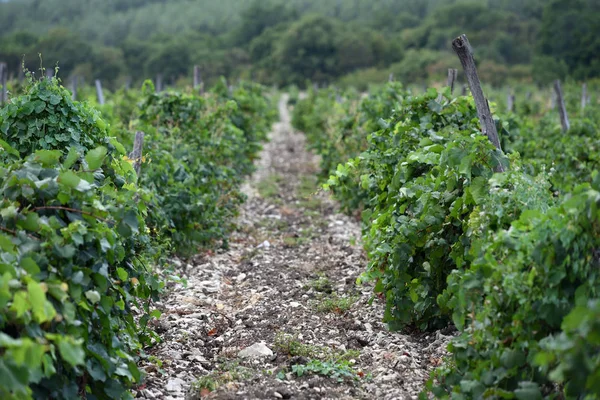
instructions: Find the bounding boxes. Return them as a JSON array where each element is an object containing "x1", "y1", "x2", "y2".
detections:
[
  {"x1": 238, "y1": 342, "x2": 273, "y2": 358},
  {"x1": 257, "y1": 240, "x2": 271, "y2": 249},
  {"x1": 165, "y1": 378, "x2": 185, "y2": 392}
]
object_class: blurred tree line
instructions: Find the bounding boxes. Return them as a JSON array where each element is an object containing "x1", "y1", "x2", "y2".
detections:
[{"x1": 0, "y1": 0, "x2": 597, "y2": 89}]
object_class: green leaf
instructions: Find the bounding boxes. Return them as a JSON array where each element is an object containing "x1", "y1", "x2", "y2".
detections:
[
  {"x1": 58, "y1": 171, "x2": 81, "y2": 189},
  {"x1": 0, "y1": 359, "x2": 30, "y2": 392},
  {"x1": 28, "y1": 280, "x2": 55, "y2": 323},
  {"x1": 116, "y1": 268, "x2": 128, "y2": 281},
  {"x1": 0, "y1": 139, "x2": 19, "y2": 157},
  {"x1": 85, "y1": 290, "x2": 101, "y2": 304},
  {"x1": 56, "y1": 337, "x2": 85, "y2": 367},
  {"x1": 20, "y1": 257, "x2": 40, "y2": 275},
  {"x1": 63, "y1": 147, "x2": 80, "y2": 169},
  {"x1": 33, "y1": 150, "x2": 62, "y2": 167},
  {"x1": 514, "y1": 382, "x2": 542, "y2": 400},
  {"x1": 85, "y1": 146, "x2": 108, "y2": 171}
]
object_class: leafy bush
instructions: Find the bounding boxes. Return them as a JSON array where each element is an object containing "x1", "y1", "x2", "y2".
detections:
[
  {"x1": 428, "y1": 174, "x2": 600, "y2": 398},
  {"x1": 133, "y1": 80, "x2": 274, "y2": 255},
  {"x1": 0, "y1": 77, "x2": 163, "y2": 399},
  {"x1": 536, "y1": 299, "x2": 600, "y2": 398},
  {"x1": 294, "y1": 79, "x2": 600, "y2": 397},
  {"x1": 0, "y1": 76, "x2": 109, "y2": 157},
  {"x1": 324, "y1": 88, "x2": 508, "y2": 329}
]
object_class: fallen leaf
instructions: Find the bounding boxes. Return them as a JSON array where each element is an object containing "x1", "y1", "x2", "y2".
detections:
[{"x1": 207, "y1": 328, "x2": 218, "y2": 336}]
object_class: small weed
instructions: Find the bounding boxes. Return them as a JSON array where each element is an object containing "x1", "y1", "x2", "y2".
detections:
[
  {"x1": 274, "y1": 332, "x2": 322, "y2": 358},
  {"x1": 257, "y1": 174, "x2": 283, "y2": 200},
  {"x1": 297, "y1": 176, "x2": 322, "y2": 210},
  {"x1": 314, "y1": 293, "x2": 359, "y2": 314},
  {"x1": 274, "y1": 332, "x2": 360, "y2": 362},
  {"x1": 283, "y1": 236, "x2": 299, "y2": 247},
  {"x1": 349, "y1": 236, "x2": 357, "y2": 246},
  {"x1": 190, "y1": 360, "x2": 253, "y2": 395},
  {"x1": 305, "y1": 274, "x2": 333, "y2": 294},
  {"x1": 298, "y1": 176, "x2": 319, "y2": 198},
  {"x1": 291, "y1": 359, "x2": 361, "y2": 382}
]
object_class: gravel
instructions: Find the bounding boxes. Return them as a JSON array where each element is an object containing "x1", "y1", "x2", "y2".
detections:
[{"x1": 133, "y1": 95, "x2": 452, "y2": 400}]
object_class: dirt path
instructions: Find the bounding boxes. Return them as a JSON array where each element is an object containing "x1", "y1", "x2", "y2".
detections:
[{"x1": 135, "y1": 96, "x2": 451, "y2": 400}]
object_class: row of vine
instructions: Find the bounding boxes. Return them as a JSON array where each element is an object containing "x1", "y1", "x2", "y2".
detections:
[
  {"x1": 292, "y1": 81, "x2": 600, "y2": 398},
  {"x1": 0, "y1": 73, "x2": 275, "y2": 399}
]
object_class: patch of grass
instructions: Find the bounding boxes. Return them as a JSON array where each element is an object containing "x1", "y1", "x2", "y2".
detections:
[
  {"x1": 190, "y1": 360, "x2": 253, "y2": 395},
  {"x1": 283, "y1": 236, "x2": 299, "y2": 247},
  {"x1": 297, "y1": 176, "x2": 322, "y2": 210},
  {"x1": 314, "y1": 293, "x2": 359, "y2": 314},
  {"x1": 291, "y1": 359, "x2": 361, "y2": 382},
  {"x1": 274, "y1": 332, "x2": 360, "y2": 362},
  {"x1": 304, "y1": 274, "x2": 333, "y2": 294},
  {"x1": 298, "y1": 176, "x2": 319, "y2": 198},
  {"x1": 257, "y1": 174, "x2": 283, "y2": 200},
  {"x1": 256, "y1": 217, "x2": 288, "y2": 231}
]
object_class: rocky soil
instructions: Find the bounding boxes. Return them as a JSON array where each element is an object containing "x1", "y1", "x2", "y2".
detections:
[{"x1": 134, "y1": 95, "x2": 452, "y2": 400}]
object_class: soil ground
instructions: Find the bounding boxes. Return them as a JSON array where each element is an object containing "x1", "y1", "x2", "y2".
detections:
[{"x1": 134, "y1": 96, "x2": 452, "y2": 400}]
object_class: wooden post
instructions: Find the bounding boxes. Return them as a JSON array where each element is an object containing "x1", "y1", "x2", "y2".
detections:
[
  {"x1": 129, "y1": 131, "x2": 145, "y2": 177},
  {"x1": 447, "y1": 68, "x2": 457, "y2": 94},
  {"x1": 507, "y1": 88, "x2": 515, "y2": 113},
  {"x1": 452, "y1": 34, "x2": 504, "y2": 165},
  {"x1": 124, "y1": 77, "x2": 132, "y2": 90},
  {"x1": 461, "y1": 84, "x2": 467, "y2": 96},
  {"x1": 582, "y1": 82, "x2": 588, "y2": 110},
  {"x1": 439, "y1": 68, "x2": 458, "y2": 101},
  {"x1": 95, "y1": 79, "x2": 105, "y2": 105},
  {"x1": 155, "y1": 74, "x2": 163, "y2": 93},
  {"x1": 554, "y1": 80, "x2": 570, "y2": 132},
  {"x1": 388, "y1": 72, "x2": 394, "y2": 82},
  {"x1": 0, "y1": 62, "x2": 7, "y2": 104},
  {"x1": 193, "y1": 65, "x2": 202, "y2": 90}
]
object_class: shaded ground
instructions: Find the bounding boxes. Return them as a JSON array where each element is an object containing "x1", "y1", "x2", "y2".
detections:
[{"x1": 134, "y1": 96, "x2": 451, "y2": 400}]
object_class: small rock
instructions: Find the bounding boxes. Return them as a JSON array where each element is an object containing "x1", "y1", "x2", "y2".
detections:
[
  {"x1": 289, "y1": 301, "x2": 301, "y2": 308},
  {"x1": 165, "y1": 378, "x2": 185, "y2": 392},
  {"x1": 274, "y1": 392, "x2": 283, "y2": 399},
  {"x1": 236, "y1": 273, "x2": 247, "y2": 282},
  {"x1": 257, "y1": 240, "x2": 271, "y2": 249},
  {"x1": 238, "y1": 342, "x2": 274, "y2": 358}
]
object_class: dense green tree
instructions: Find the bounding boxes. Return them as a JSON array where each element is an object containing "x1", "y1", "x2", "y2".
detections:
[
  {"x1": 0, "y1": 0, "x2": 594, "y2": 87},
  {"x1": 536, "y1": 0, "x2": 600, "y2": 80}
]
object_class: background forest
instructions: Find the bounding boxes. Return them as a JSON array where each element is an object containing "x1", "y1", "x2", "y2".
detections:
[{"x1": 0, "y1": 0, "x2": 599, "y2": 89}]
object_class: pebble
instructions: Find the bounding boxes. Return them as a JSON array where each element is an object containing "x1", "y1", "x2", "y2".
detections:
[{"x1": 238, "y1": 342, "x2": 274, "y2": 358}]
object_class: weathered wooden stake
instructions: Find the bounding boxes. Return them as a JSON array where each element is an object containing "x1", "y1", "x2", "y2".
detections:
[
  {"x1": 461, "y1": 84, "x2": 467, "y2": 96},
  {"x1": 447, "y1": 68, "x2": 458, "y2": 94},
  {"x1": 452, "y1": 34, "x2": 504, "y2": 169},
  {"x1": 95, "y1": 79, "x2": 105, "y2": 105},
  {"x1": 388, "y1": 72, "x2": 394, "y2": 82},
  {"x1": 439, "y1": 68, "x2": 458, "y2": 101},
  {"x1": 193, "y1": 65, "x2": 202, "y2": 90},
  {"x1": 554, "y1": 80, "x2": 570, "y2": 132},
  {"x1": 507, "y1": 88, "x2": 515, "y2": 113},
  {"x1": 582, "y1": 82, "x2": 588, "y2": 110},
  {"x1": 71, "y1": 76, "x2": 78, "y2": 100},
  {"x1": 155, "y1": 74, "x2": 163, "y2": 93},
  {"x1": 129, "y1": 131, "x2": 145, "y2": 177},
  {"x1": 0, "y1": 62, "x2": 7, "y2": 104}
]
